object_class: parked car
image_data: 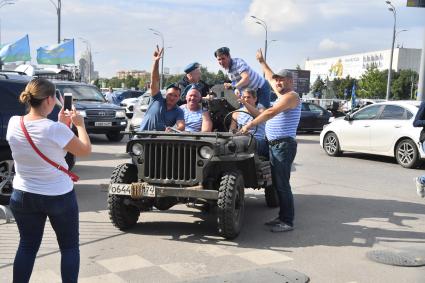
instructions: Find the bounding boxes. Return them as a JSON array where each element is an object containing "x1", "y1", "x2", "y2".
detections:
[
  {"x1": 111, "y1": 90, "x2": 144, "y2": 106},
  {"x1": 298, "y1": 102, "x2": 333, "y2": 132},
  {"x1": 120, "y1": 92, "x2": 150, "y2": 119},
  {"x1": 320, "y1": 100, "x2": 424, "y2": 168}
]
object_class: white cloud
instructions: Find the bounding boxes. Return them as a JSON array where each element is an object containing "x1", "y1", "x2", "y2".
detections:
[{"x1": 319, "y1": 39, "x2": 350, "y2": 51}]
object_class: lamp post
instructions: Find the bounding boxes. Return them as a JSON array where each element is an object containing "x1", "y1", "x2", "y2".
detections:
[
  {"x1": 395, "y1": 29, "x2": 408, "y2": 47},
  {"x1": 48, "y1": 0, "x2": 61, "y2": 44},
  {"x1": 149, "y1": 28, "x2": 164, "y2": 89},
  {"x1": 79, "y1": 37, "x2": 91, "y2": 83},
  {"x1": 385, "y1": 0, "x2": 396, "y2": 101},
  {"x1": 250, "y1": 15, "x2": 268, "y2": 62}
]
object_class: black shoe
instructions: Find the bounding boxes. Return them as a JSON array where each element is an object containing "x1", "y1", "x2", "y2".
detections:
[{"x1": 264, "y1": 216, "x2": 281, "y2": 226}]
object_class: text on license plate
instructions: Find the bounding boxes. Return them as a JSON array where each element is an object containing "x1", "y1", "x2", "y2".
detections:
[
  {"x1": 95, "y1": 122, "x2": 112, "y2": 126},
  {"x1": 109, "y1": 183, "x2": 156, "y2": 197}
]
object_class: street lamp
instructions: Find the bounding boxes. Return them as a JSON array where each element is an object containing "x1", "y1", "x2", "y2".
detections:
[
  {"x1": 0, "y1": 0, "x2": 16, "y2": 46},
  {"x1": 395, "y1": 29, "x2": 408, "y2": 47},
  {"x1": 385, "y1": 0, "x2": 396, "y2": 101},
  {"x1": 250, "y1": 15, "x2": 268, "y2": 62},
  {"x1": 48, "y1": 0, "x2": 61, "y2": 44},
  {"x1": 79, "y1": 37, "x2": 92, "y2": 83},
  {"x1": 149, "y1": 28, "x2": 164, "y2": 89}
]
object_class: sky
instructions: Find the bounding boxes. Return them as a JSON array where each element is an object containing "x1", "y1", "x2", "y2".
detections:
[{"x1": 1, "y1": 0, "x2": 424, "y2": 78}]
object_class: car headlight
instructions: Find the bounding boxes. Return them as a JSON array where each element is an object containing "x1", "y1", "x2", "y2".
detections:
[
  {"x1": 131, "y1": 143, "x2": 143, "y2": 156},
  {"x1": 199, "y1": 146, "x2": 213, "y2": 159},
  {"x1": 77, "y1": 110, "x2": 87, "y2": 118},
  {"x1": 115, "y1": 110, "x2": 126, "y2": 118}
]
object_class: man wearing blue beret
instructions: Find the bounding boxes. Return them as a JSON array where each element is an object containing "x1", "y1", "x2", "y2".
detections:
[
  {"x1": 140, "y1": 46, "x2": 185, "y2": 131},
  {"x1": 177, "y1": 62, "x2": 210, "y2": 105},
  {"x1": 215, "y1": 47, "x2": 271, "y2": 108}
]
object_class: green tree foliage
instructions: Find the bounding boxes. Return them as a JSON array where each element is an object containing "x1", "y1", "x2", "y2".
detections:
[
  {"x1": 358, "y1": 67, "x2": 387, "y2": 99},
  {"x1": 331, "y1": 76, "x2": 355, "y2": 99},
  {"x1": 311, "y1": 76, "x2": 325, "y2": 97},
  {"x1": 391, "y1": 69, "x2": 418, "y2": 100}
]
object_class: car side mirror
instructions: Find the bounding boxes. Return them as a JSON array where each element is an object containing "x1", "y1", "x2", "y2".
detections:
[{"x1": 344, "y1": 114, "x2": 352, "y2": 121}]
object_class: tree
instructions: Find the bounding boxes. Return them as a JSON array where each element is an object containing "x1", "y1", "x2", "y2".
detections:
[
  {"x1": 358, "y1": 67, "x2": 387, "y2": 99},
  {"x1": 391, "y1": 69, "x2": 418, "y2": 100},
  {"x1": 311, "y1": 76, "x2": 325, "y2": 98}
]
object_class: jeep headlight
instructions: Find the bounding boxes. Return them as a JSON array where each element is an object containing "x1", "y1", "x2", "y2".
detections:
[
  {"x1": 115, "y1": 110, "x2": 126, "y2": 118},
  {"x1": 199, "y1": 146, "x2": 213, "y2": 159},
  {"x1": 77, "y1": 110, "x2": 87, "y2": 118},
  {"x1": 131, "y1": 143, "x2": 143, "y2": 156}
]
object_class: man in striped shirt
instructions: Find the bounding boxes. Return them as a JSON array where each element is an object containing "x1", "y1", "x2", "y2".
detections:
[
  {"x1": 240, "y1": 49, "x2": 301, "y2": 233},
  {"x1": 214, "y1": 47, "x2": 271, "y2": 108}
]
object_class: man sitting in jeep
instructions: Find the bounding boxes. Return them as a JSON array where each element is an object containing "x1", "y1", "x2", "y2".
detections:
[
  {"x1": 139, "y1": 46, "x2": 185, "y2": 131},
  {"x1": 180, "y1": 85, "x2": 213, "y2": 132}
]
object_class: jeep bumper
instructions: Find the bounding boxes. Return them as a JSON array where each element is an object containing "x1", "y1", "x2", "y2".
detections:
[{"x1": 109, "y1": 183, "x2": 218, "y2": 200}]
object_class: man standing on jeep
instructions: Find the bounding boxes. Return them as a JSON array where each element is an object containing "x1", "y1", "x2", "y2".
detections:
[
  {"x1": 140, "y1": 46, "x2": 185, "y2": 131},
  {"x1": 214, "y1": 47, "x2": 271, "y2": 108},
  {"x1": 239, "y1": 49, "x2": 301, "y2": 233},
  {"x1": 177, "y1": 62, "x2": 210, "y2": 105}
]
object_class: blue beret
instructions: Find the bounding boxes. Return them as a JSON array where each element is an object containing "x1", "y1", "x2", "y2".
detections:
[{"x1": 184, "y1": 62, "x2": 200, "y2": 74}]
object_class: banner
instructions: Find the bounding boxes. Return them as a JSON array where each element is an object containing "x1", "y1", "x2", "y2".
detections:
[
  {"x1": 351, "y1": 83, "x2": 357, "y2": 110},
  {"x1": 37, "y1": 39, "x2": 75, "y2": 65},
  {"x1": 0, "y1": 34, "x2": 31, "y2": 63}
]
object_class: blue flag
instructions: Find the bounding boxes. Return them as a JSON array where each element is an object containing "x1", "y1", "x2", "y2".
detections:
[
  {"x1": 0, "y1": 34, "x2": 31, "y2": 63},
  {"x1": 37, "y1": 39, "x2": 75, "y2": 65},
  {"x1": 351, "y1": 83, "x2": 357, "y2": 110}
]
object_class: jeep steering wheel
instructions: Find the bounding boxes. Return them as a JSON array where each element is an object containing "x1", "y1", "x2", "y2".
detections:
[{"x1": 223, "y1": 110, "x2": 258, "y2": 135}]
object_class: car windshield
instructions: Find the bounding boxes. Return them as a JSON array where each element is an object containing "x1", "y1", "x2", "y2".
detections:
[{"x1": 56, "y1": 85, "x2": 106, "y2": 102}]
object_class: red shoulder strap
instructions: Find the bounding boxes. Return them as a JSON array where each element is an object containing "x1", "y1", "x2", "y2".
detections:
[{"x1": 20, "y1": 116, "x2": 79, "y2": 182}]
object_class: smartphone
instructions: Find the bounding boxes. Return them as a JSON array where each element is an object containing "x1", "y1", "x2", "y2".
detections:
[{"x1": 64, "y1": 93, "x2": 73, "y2": 111}]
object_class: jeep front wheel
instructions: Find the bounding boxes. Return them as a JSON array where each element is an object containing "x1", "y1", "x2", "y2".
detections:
[
  {"x1": 108, "y1": 163, "x2": 140, "y2": 230},
  {"x1": 217, "y1": 171, "x2": 245, "y2": 239}
]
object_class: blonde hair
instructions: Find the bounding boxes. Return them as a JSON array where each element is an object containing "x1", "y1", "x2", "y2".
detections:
[{"x1": 19, "y1": 78, "x2": 55, "y2": 107}]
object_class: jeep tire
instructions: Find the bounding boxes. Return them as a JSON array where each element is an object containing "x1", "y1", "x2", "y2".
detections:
[
  {"x1": 217, "y1": 171, "x2": 245, "y2": 239},
  {"x1": 106, "y1": 131, "x2": 124, "y2": 142},
  {"x1": 108, "y1": 163, "x2": 140, "y2": 230},
  {"x1": 265, "y1": 185, "x2": 279, "y2": 208}
]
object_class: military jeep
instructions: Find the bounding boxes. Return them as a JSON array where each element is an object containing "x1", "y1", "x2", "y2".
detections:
[{"x1": 108, "y1": 88, "x2": 278, "y2": 239}]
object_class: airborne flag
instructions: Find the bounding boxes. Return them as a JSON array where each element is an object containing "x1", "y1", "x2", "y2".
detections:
[
  {"x1": 37, "y1": 39, "x2": 75, "y2": 65},
  {"x1": 0, "y1": 34, "x2": 31, "y2": 63}
]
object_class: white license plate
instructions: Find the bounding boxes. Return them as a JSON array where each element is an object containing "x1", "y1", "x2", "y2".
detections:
[
  {"x1": 95, "y1": 122, "x2": 112, "y2": 126},
  {"x1": 109, "y1": 183, "x2": 156, "y2": 197}
]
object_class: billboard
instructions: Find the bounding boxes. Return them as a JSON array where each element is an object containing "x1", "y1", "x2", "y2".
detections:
[
  {"x1": 407, "y1": 0, "x2": 425, "y2": 7},
  {"x1": 287, "y1": 69, "x2": 311, "y2": 94}
]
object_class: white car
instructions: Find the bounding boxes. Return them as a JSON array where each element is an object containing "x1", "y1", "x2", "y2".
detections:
[
  {"x1": 320, "y1": 100, "x2": 424, "y2": 168},
  {"x1": 120, "y1": 97, "x2": 141, "y2": 119}
]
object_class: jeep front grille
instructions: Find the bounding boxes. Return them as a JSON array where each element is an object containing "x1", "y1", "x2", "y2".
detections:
[
  {"x1": 144, "y1": 142, "x2": 197, "y2": 182},
  {"x1": 86, "y1": 110, "x2": 115, "y2": 118}
]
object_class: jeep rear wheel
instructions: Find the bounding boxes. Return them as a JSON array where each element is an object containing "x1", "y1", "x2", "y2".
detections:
[
  {"x1": 265, "y1": 185, "x2": 279, "y2": 208},
  {"x1": 108, "y1": 163, "x2": 140, "y2": 230},
  {"x1": 217, "y1": 171, "x2": 245, "y2": 239},
  {"x1": 106, "y1": 131, "x2": 124, "y2": 142}
]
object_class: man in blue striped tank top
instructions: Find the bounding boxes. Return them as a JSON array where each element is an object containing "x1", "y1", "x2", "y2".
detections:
[{"x1": 240, "y1": 49, "x2": 301, "y2": 233}]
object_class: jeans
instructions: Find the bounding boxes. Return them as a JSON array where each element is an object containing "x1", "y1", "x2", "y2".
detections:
[
  {"x1": 269, "y1": 137, "x2": 297, "y2": 226},
  {"x1": 256, "y1": 138, "x2": 269, "y2": 158},
  {"x1": 257, "y1": 80, "x2": 271, "y2": 108},
  {"x1": 9, "y1": 189, "x2": 80, "y2": 283}
]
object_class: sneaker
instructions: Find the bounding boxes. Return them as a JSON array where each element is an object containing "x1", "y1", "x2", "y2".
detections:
[
  {"x1": 415, "y1": 177, "x2": 425, "y2": 198},
  {"x1": 270, "y1": 221, "x2": 294, "y2": 232},
  {"x1": 264, "y1": 216, "x2": 281, "y2": 226}
]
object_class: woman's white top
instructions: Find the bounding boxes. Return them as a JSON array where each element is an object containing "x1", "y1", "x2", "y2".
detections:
[{"x1": 6, "y1": 116, "x2": 75, "y2": 195}]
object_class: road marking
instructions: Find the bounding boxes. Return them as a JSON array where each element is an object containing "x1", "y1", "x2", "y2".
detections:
[
  {"x1": 236, "y1": 250, "x2": 293, "y2": 265},
  {"x1": 97, "y1": 255, "x2": 153, "y2": 273},
  {"x1": 78, "y1": 273, "x2": 127, "y2": 283},
  {"x1": 160, "y1": 262, "x2": 208, "y2": 279},
  {"x1": 195, "y1": 244, "x2": 232, "y2": 257}
]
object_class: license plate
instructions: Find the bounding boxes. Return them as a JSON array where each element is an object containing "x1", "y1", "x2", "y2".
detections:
[
  {"x1": 109, "y1": 183, "x2": 156, "y2": 197},
  {"x1": 95, "y1": 121, "x2": 112, "y2": 126}
]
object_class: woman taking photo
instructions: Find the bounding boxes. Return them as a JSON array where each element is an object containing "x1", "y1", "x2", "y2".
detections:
[{"x1": 6, "y1": 78, "x2": 91, "y2": 283}]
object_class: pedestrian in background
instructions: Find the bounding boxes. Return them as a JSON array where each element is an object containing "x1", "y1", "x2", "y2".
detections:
[
  {"x1": 413, "y1": 101, "x2": 425, "y2": 198},
  {"x1": 240, "y1": 49, "x2": 301, "y2": 232},
  {"x1": 214, "y1": 46, "x2": 271, "y2": 108},
  {"x1": 6, "y1": 78, "x2": 91, "y2": 283}
]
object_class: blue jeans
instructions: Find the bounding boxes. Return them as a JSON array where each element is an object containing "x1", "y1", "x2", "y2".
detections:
[
  {"x1": 9, "y1": 189, "x2": 80, "y2": 283},
  {"x1": 269, "y1": 137, "x2": 297, "y2": 226},
  {"x1": 256, "y1": 138, "x2": 269, "y2": 158},
  {"x1": 257, "y1": 80, "x2": 271, "y2": 108}
]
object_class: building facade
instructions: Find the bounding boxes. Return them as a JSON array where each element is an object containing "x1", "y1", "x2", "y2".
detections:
[
  {"x1": 304, "y1": 48, "x2": 421, "y2": 82},
  {"x1": 116, "y1": 70, "x2": 148, "y2": 79}
]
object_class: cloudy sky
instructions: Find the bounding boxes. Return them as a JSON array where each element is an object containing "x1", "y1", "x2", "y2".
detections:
[{"x1": 1, "y1": 0, "x2": 424, "y2": 78}]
